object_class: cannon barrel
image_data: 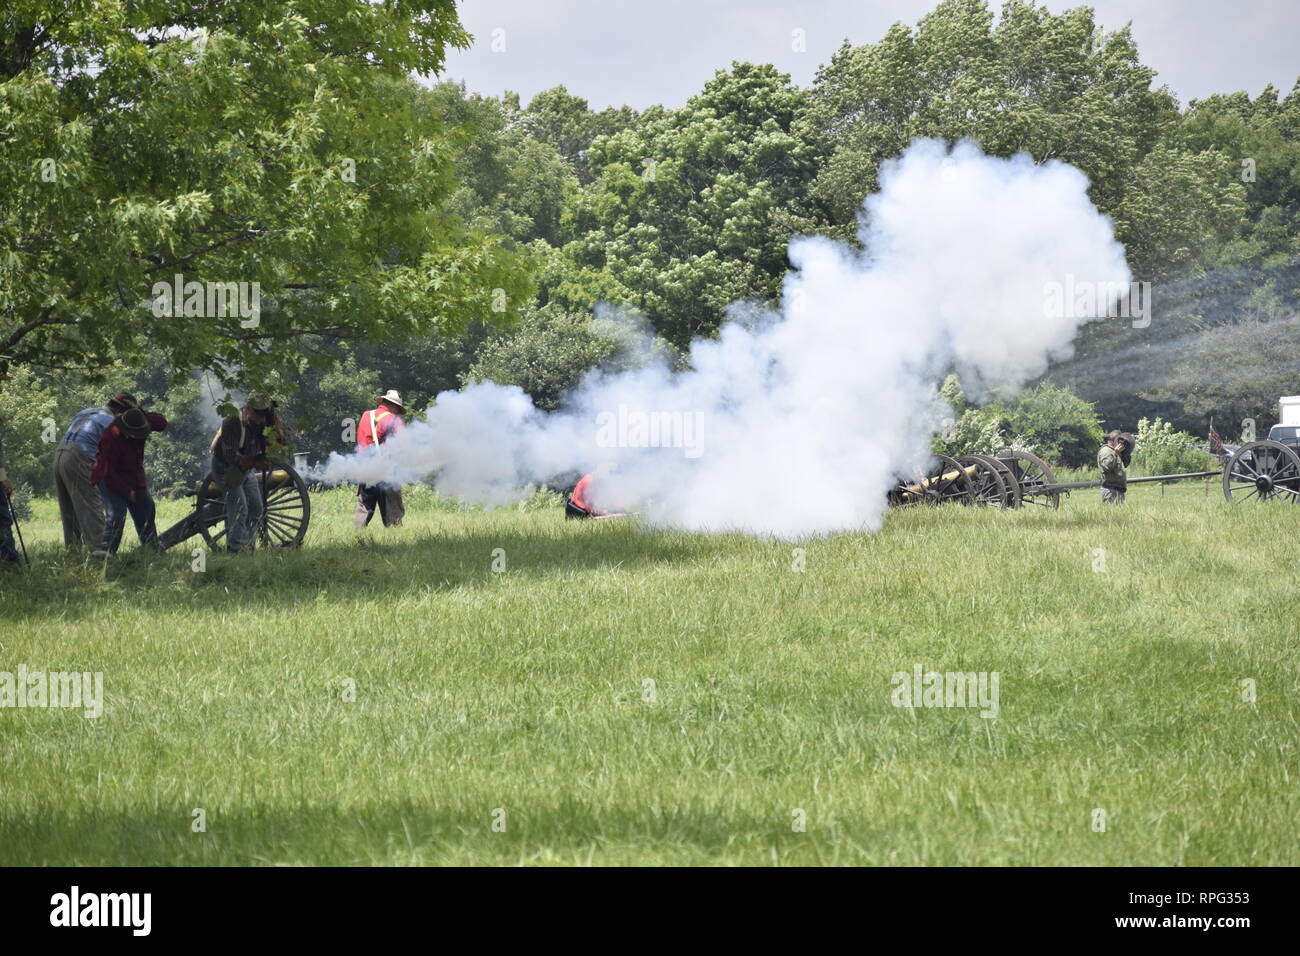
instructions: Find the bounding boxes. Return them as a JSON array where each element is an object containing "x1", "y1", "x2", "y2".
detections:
[
  {"x1": 190, "y1": 468, "x2": 297, "y2": 499},
  {"x1": 897, "y1": 464, "x2": 978, "y2": 500}
]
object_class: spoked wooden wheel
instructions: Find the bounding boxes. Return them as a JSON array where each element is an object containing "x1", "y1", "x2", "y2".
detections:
[
  {"x1": 196, "y1": 460, "x2": 311, "y2": 550},
  {"x1": 1222, "y1": 440, "x2": 1300, "y2": 504},
  {"x1": 996, "y1": 449, "x2": 1059, "y2": 509},
  {"x1": 890, "y1": 454, "x2": 976, "y2": 507},
  {"x1": 257, "y1": 461, "x2": 311, "y2": 548},
  {"x1": 986, "y1": 454, "x2": 1021, "y2": 507},
  {"x1": 957, "y1": 454, "x2": 1008, "y2": 507}
]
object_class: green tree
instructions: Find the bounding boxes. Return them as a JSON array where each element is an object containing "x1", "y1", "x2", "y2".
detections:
[
  {"x1": 465, "y1": 305, "x2": 678, "y2": 411},
  {"x1": 521, "y1": 85, "x2": 640, "y2": 184},
  {"x1": 795, "y1": 0, "x2": 1185, "y2": 227},
  {"x1": 425, "y1": 82, "x2": 581, "y2": 247},
  {"x1": 567, "y1": 62, "x2": 821, "y2": 345},
  {"x1": 992, "y1": 382, "x2": 1103, "y2": 467},
  {"x1": 0, "y1": 2, "x2": 529, "y2": 392}
]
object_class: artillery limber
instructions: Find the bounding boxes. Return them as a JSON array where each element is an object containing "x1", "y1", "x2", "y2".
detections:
[{"x1": 156, "y1": 459, "x2": 311, "y2": 551}]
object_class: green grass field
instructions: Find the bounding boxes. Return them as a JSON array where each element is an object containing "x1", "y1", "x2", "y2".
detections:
[{"x1": 1, "y1": 481, "x2": 1296, "y2": 865}]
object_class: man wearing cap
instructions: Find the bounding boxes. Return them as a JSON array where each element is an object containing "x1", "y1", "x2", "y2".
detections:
[
  {"x1": 211, "y1": 393, "x2": 288, "y2": 553},
  {"x1": 355, "y1": 389, "x2": 406, "y2": 529},
  {"x1": 54, "y1": 392, "x2": 137, "y2": 550},
  {"x1": 1099, "y1": 429, "x2": 1129, "y2": 504},
  {"x1": 90, "y1": 404, "x2": 168, "y2": 556}
]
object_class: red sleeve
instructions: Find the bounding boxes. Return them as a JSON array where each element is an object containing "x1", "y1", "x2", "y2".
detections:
[
  {"x1": 356, "y1": 410, "x2": 372, "y2": 448},
  {"x1": 147, "y1": 412, "x2": 168, "y2": 432}
]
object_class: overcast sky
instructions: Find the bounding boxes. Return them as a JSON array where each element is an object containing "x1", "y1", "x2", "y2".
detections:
[{"x1": 440, "y1": 0, "x2": 1299, "y2": 110}]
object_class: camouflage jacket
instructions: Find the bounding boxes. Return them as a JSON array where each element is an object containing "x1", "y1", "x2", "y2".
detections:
[{"x1": 1098, "y1": 444, "x2": 1126, "y2": 490}]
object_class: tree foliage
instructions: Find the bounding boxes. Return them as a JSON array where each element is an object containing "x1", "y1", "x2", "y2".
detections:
[
  {"x1": 565, "y1": 62, "x2": 821, "y2": 346},
  {"x1": 0, "y1": 1, "x2": 529, "y2": 391}
]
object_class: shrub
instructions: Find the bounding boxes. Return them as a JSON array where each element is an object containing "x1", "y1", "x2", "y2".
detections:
[
  {"x1": 1130, "y1": 417, "x2": 1215, "y2": 476},
  {"x1": 933, "y1": 407, "x2": 1009, "y2": 457},
  {"x1": 993, "y1": 383, "x2": 1103, "y2": 468},
  {"x1": 466, "y1": 305, "x2": 678, "y2": 411}
]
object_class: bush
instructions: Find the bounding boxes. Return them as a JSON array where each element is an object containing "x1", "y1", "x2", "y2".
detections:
[
  {"x1": 934, "y1": 378, "x2": 1095, "y2": 466},
  {"x1": 1130, "y1": 417, "x2": 1215, "y2": 476},
  {"x1": 933, "y1": 407, "x2": 1009, "y2": 457},
  {"x1": 465, "y1": 304, "x2": 678, "y2": 411},
  {"x1": 993, "y1": 383, "x2": 1103, "y2": 468}
]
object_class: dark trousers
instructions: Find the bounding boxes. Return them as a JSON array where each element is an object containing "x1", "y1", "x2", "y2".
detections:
[
  {"x1": 0, "y1": 491, "x2": 19, "y2": 564},
  {"x1": 99, "y1": 484, "x2": 159, "y2": 554},
  {"x1": 355, "y1": 484, "x2": 405, "y2": 528}
]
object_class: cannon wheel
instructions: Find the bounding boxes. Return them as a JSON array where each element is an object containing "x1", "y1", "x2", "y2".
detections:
[
  {"x1": 997, "y1": 449, "x2": 1059, "y2": 509},
  {"x1": 198, "y1": 459, "x2": 311, "y2": 551},
  {"x1": 1222, "y1": 440, "x2": 1300, "y2": 504},
  {"x1": 957, "y1": 454, "x2": 1008, "y2": 507},
  {"x1": 985, "y1": 454, "x2": 1022, "y2": 508},
  {"x1": 890, "y1": 454, "x2": 976, "y2": 507}
]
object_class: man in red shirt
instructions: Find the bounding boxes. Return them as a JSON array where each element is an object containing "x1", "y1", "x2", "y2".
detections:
[
  {"x1": 355, "y1": 389, "x2": 406, "y2": 528},
  {"x1": 565, "y1": 464, "x2": 632, "y2": 519},
  {"x1": 90, "y1": 406, "x2": 168, "y2": 557}
]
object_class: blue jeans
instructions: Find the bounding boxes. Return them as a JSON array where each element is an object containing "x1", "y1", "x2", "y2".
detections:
[
  {"x1": 99, "y1": 484, "x2": 158, "y2": 554},
  {"x1": 224, "y1": 470, "x2": 263, "y2": 552}
]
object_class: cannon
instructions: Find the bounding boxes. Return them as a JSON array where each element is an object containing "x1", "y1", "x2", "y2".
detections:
[
  {"x1": 889, "y1": 449, "x2": 1060, "y2": 509},
  {"x1": 156, "y1": 459, "x2": 311, "y2": 551},
  {"x1": 892, "y1": 440, "x2": 1300, "y2": 510}
]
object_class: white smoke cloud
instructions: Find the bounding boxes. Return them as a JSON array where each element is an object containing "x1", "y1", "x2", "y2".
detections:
[{"x1": 309, "y1": 139, "x2": 1131, "y2": 537}]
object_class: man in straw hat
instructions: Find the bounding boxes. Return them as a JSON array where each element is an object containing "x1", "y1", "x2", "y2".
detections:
[
  {"x1": 90, "y1": 404, "x2": 168, "y2": 557},
  {"x1": 54, "y1": 391, "x2": 138, "y2": 550},
  {"x1": 355, "y1": 388, "x2": 406, "y2": 529},
  {"x1": 211, "y1": 392, "x2": 288, "y2": 553}
]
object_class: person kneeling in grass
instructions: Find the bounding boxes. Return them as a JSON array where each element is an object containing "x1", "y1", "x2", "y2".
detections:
[
  {"x1": 565, "y1": 464, "x2": 634, "y2": 519},
  {"x1": 91, "y1": 406, "x2": 168, "y2": 557}
]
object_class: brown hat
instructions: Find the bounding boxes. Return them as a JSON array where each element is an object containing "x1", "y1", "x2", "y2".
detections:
[
  {"x1": 117, "y1": 406, "x2": 151, "y2": 439},
  {"x1": 107, "y1": 391, "x2": 138, "y2": 413}
]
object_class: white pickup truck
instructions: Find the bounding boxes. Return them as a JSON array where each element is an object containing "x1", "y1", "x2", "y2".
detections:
[{"x1": 1266, "y1": 396, "x2": 1300, "y2": 445}]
